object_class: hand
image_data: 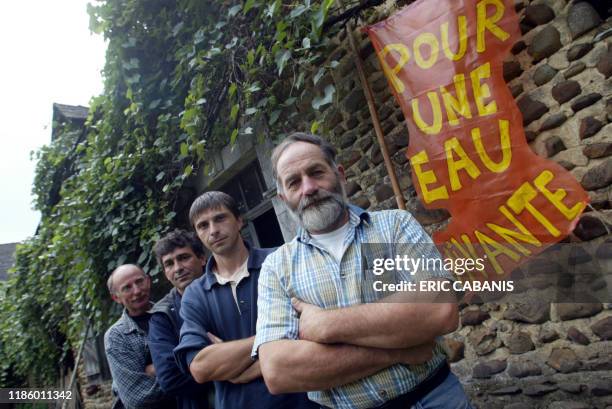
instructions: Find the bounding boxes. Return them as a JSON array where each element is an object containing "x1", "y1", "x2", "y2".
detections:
[
  {"x1": 145, "y1": 364, "x2": 156, "y2": 377},
  {"x1": 292, "y1": 298, "x2": 328, "y2": 343},
  {"x1": 395, "y1": 341, "x2": 435, "y2": 366},
  {"x1": 208, "y1": 332, "x2": 223, "y2": 344}
]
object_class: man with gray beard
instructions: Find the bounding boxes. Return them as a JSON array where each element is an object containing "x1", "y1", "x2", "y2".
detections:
[{"x1": 252, "y1": 133, "x2": 472, "y2": 409}]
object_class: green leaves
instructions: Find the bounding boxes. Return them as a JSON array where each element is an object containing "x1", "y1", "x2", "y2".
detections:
[
  {"x1": 180, "y1": 142, "x2": 189, "y2": 157},
  {"x1": 311, "y1": 0, "x2": 335, "y2": 39},
  {"x1": 275, "y1": 49, "x2": 291, "y2": 76},
  {"x1": 5, "y1": 0, "x2": 346, "y2": 388},
  {"x1": 312, "y1": 84, "x2": 335, "y2": 110}
]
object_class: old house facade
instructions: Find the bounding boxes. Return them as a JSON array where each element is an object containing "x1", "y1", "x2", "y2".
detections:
[{"x1": 71, "y1": 0, "x2": 611, "y2": 408}]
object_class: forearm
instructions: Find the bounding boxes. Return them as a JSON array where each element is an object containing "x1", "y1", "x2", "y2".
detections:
[
  {"x1": 259, "y1": 339, "x2": 401, "y2": 394},
  {"x1": 318, "y1": 301, "x2": 458, "y2": 349},
  {"x1": 230, "y1": 360, "x2": 261, "y2": 384},
  {"x1": 190, "y1": 336, "x2": 254, "y2": 383}
]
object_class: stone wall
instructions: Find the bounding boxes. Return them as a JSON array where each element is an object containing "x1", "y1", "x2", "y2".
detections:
[{"x1": 286, "y1": 0, "x2": 611, "y2": 408}]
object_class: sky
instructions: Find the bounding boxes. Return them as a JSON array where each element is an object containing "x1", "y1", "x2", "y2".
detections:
[{"x1": 0, "y1": 1, "x2": 106, "y2": 244}]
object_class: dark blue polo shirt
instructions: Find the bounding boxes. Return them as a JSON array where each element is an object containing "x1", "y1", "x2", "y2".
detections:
[{"x1": 174, "y1": 245, "x2": 317, "y2": 409}]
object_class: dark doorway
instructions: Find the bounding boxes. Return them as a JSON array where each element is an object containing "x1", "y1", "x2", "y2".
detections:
[{"x1": 252, "y1": 207, "x2": 285, "y2": 248}]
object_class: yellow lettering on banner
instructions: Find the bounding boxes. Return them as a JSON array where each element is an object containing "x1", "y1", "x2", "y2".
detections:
[
  {"x1": 445, "y1": 137, "x2": 481, "y2": 191},
  {"x1": 414, "y1": 32, "x2": 439, "y2": 69},
  {"x1": 471, "y1": 63, "x2": 497, "y2": 117},
  {"x1": 412, "y1": 92, "x2": 443, "y2": 135},
  {"x1": 507, "y1": 182, "x2": 561, "y2": 237},
  {"x1": 475, "y1": 229, "x2": 520, "y2": 275},
  {"x1": 441, "y1": 16, "x2": 468, "y2": 61},
  {"x1": 440, "y1": 74, "x2": 472, "y2": 126},
  {"x1": 378, "y1": 44, "x2": 410, "y2": 94},
  {"x1": 534, "y1": 170, "x2": 586, "y2": 221},
  {"x1": 487, "y1": 205, "x2": 541, "y2": 256},
  {"x1": 476, "y1": 0, "x2": 510, "y2": 53},
  {"x1": 411, "y1": 150, "x2": 449, "y2": 203},
  {"x1": 471, "y1": 119, "x2": 511, "y2": 172}
]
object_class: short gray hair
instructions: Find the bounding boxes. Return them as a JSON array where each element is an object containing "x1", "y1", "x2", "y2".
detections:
[{"x1": 271, "y1": 133, "x2": 337, "y2": 190}]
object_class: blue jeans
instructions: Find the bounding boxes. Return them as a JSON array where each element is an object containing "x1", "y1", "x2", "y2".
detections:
[{"x1": 411, "y1": 372, "x2": 473, "y2": 409}]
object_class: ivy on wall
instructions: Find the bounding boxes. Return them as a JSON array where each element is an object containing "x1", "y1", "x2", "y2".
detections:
[{"x1": 0, "y1": 0, "x2": 353, "y2": 386}]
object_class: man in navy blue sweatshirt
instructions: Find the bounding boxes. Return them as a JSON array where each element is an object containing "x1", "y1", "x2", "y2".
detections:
[
  {"x1": 174, "y1": 191, "x2": 316, "y2": 409},
  {"x1": 148, "y1": 230, "x2": 212, "y2": 409}
]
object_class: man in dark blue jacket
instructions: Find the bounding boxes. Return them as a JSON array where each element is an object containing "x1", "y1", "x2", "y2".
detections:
[
  {"x1": 148, "y1": 230, "x2": 212, "y2": 409},
  {"x1": 174, "y1": 191, "x2": 316, "y2": 409}
]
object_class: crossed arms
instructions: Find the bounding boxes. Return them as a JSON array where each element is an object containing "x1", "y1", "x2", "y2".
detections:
[
  {"x1": 189, "y1": 334, "x2": 261, "y2": 384},
  {"x1": 258, "y1": 295, "x2": 457, "y2": 394},
  {"x1": 174, "y1": 295, "x2": 261, "y2": 385}
]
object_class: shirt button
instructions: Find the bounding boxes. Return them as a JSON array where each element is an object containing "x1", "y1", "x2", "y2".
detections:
[
  {"x1": 340, "y1": 272, "x2": 346, "y2": 279},
  {"x1": 379, "y1": 389, "x2": 387, "y2": 397}
]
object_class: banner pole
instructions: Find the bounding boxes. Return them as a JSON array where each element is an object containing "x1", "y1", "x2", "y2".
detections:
[{"x1": 342, "y1": 20, "x2": 406, "y2": 210}]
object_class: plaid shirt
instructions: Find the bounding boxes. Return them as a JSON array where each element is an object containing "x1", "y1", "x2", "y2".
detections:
[
  {"x1": 104, "y1": 309, "x2": 168, "y2": 409},
  {"x1": 253, "y1": 206, "x2": 451, "y2": 409}
]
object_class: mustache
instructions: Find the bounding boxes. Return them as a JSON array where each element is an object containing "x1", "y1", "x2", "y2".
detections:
[{"x1": 297, "y1": 190, "x2": 341, "y2": 213}]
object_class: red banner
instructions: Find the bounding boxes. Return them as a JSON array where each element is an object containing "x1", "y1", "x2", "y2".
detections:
[{"x1": 365, "y1": 0, "x2": 589, "y2": 280}]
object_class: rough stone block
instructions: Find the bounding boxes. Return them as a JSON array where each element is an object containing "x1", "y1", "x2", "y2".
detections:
[
  {"x1": 523, "y1": 4, "x2": 555, "y2": 26},
  {"x1": 505, "y1": 331, "x2": 535, "y2": 354},
  {"x1": 352, "y1": 194, "x2": 370, "y2": 210},
  {"x1": 518, "y1": 95, "x2": 549, "y2": 125},
  {"x1": 337, "y1": 149, "x2": 361, "y2": 168},
  {"x1": 508, "y1": 360, "x2": 542, "y2": 378},
  {"x1": 567, "y1": 2, "x2": 602, "y2": 39},
  {"x1": 523, "y1": 383, "x2": 558, "y2": 397},
  {"x1": 468, "y1": 327, "x2": 501, "y2": 356},
  {"x1": 374, "y1": 184, "x2": 394, "y2": 202},
  {"x1": 473, "y1": 359, "x2": 507, "y2": 378},
  {"x1": 580, "y1": 117, "x2": 604, "y2": 139},
  {"x1": 510, "y1": 83, "x2": 524, "y2": 98},
  {"x1": 534, "y1": 64, "x2": 558, "y2": 85},
  {"x1": 504, "y1": 299, "x2": 550, "y2": 323},
  {"x1": 591, "y1": 380, "x2": 612, "y2": 396},
  {"x1": 461, "y1": 308, "x2": 490, "y2": 326},
  {"x1": 342, "y1": 88, "x2": 366, "y2": 112},
  {"x1": 591, "y1": 316, "x2": 612, "y2": 340},
  {"x1": 443, "y1": 338, "x2": 465, "y2": 363},
  {"x1": 557, "y1": 302, "x2": 603, "y2": 320},
  {"x1": 584, "y1": 142, "x2": 612, "y2": 159},
  {"x1": 567, "y1": 326, "x2": 590, "y2": 345},
  {"x1": 539, "y1": 113, "x2": 567, "y2": 132},
  {"x1": 551, "y1": 80, "x2": 581, "y2": 104},
  {"x1": 548, "y1": 400, "x2": 590, "y2": 409},
  {"x1": 567, "y1": 42, "x2": 594, "y2": 61},
  {"x1": 528, "y1": 25, "x2": 562, "y2": 62},
  {"x1": 547, "y1": 347, "x2": 580, "y2": 373},
  {"x1": 545, "y1": 135, "x2": 567, "y2": 157},
  {"x1": 512, "y1": 40, "x2": 527, "y2": 55},
  {"x1": 338, "y1": 132, "x2": 357, "y2": 149},
  {"x1": 581, "y1": 158, "x2": 612, "y2": 190},
  {"x1": 597, "y1": 46, "x2": 612, "y2": 78},
  {"x1": 345, "y1": 180, "x2": 361, "y2": 197},
  {"x1": 563, "y1": 62, "x2": 586, "y2": 79},
  {"x1": 538, "y1": 327, "x2": 559, "y2": 343},
  {"x1": 490, "y1": 386, "x2": 522, "y2": 396},
  {"x1": 504, "y1": 61, "x2": 523, "y2": 82},
  {"x1": 571, "y1": 93, "x2": 602, "y2": 112}
]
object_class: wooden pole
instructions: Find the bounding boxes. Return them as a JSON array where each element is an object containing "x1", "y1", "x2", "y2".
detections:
[
  {"x1": 341, "y1": 17, "x2": 406, "y2": 210},
  {"x1": 61, "y1": 320, "x2": 90, "y2": 409}
]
